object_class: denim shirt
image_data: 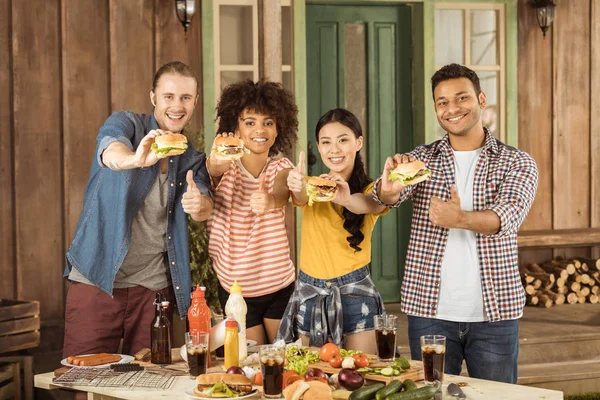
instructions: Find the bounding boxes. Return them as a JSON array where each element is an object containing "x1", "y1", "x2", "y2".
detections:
[{"x1": 64, "y1": 111, "x2": 212, "y2": 317}]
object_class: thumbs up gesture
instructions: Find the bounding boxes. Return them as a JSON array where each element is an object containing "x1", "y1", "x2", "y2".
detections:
[
  {"x1": 182, "y1": 170, "x2": 211, "y2": 219},
  {"x1": 429, "y1": 184, "x2": 464, "y2": 228},
  {"x1": 250, "y1": 174, "x2": 274, "y2": 215},
  {"x1": 287, "y1": 151, "x2": 306, "y2": 194}
]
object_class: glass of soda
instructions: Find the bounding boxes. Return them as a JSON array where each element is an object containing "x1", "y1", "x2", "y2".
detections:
[
  {"x1": 420, "y1": 335, "x2": 446, "y2": 384},
  {"x1": 259, "y1": 345, "x2": 286, "y2": 398},
  {"x1": 185, "y1": 332, "x2": 209, "y2": 378},
  {"x1": 374, "y1": 314, "x2": 398, "y2": 362}
]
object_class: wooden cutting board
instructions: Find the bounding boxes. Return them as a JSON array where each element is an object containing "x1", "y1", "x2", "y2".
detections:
[{"x1": 311, "y1": 358, "x2": 424, "y2": 384}]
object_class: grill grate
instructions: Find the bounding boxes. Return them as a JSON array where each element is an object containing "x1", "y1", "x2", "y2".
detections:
[{"x1": 53, "y1": 367, "x2": 179, "y2": 389}]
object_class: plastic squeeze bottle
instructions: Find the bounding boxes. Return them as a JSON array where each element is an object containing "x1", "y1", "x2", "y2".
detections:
[
  {"x1": 224, "y1": 280, "x2": 248, "y2": 361},
  {"x1": 188, "y1": 285, "x2": 211, "y2": 334},
  {"x1": 188, "y1": 285, "x2": 212, "y2": 366},
  {"x1": 223, "y1": 317, "x2": 239, "y2": 369}
]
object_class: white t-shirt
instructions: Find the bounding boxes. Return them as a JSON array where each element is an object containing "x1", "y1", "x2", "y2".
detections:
[{"x1": 435, "y1": 147, "x2": 487, "y2": 322}]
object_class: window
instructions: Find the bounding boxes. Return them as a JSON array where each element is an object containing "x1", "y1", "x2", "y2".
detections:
[
  {"x1": 213, "y1": 0, "x2": 293, "y2": 99},
  {"x1": 434, "y1": 3, "x2": 506, "y2": 142}
]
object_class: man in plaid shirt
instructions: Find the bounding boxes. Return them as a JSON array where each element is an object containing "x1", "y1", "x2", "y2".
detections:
[{"x1": 372, "y1": 64, "x2": 538, "y2": 383}]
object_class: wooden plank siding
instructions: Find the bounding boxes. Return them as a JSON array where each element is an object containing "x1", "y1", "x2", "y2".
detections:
[
  {"x1": 517, "y1": 0, "x2": 600, "y2": 266},
  {"x1": 0, "y1": 0, "x2": 15, "y2": 300},
  {"x1": 1, "y1": 0, "x2": 203, "y2": 366},
  {"x1": 517, "y1": 0, "x2": 553, "y2": 266},
  {"x1": 592, "y1": 0, "x2": 600, "y2": 259},
  {"x1": 12, "y1": 0, "x2": 64, "y2": 318},
  {"x1": 551, "y1": 0, "x2": 591, "y2": 259}
]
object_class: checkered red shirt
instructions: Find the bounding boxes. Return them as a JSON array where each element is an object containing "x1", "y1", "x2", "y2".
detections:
[{"x1": 372, "y1": 131, "x2": 538, "y2": 321}]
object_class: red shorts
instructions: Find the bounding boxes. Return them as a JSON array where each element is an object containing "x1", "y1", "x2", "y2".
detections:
[{"x1": 62, "y1": 282, "x2": 175, "y2": 358}]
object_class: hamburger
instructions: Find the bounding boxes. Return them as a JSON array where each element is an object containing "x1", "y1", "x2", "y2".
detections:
[
  {"x1": 151, "y1": 133, "x2": 188, "y2": 157},
  {"x1": 305, "y1": 176, "x2": 337, "y2": 206},
  {"x1": 193, "y1": 373, "x2": 254, "y2": 398},
  {"x1": 283, "y1": 380, "x2": 332, "y2": 400},
  {"x1": 387, "y1": 160, "x2": 432, "y2": 186},
  {"x1": 213, "y1": 136, "x2": 249, "y2": 161}
]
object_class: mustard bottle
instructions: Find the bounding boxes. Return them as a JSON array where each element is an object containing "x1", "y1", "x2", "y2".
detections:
[{"x1": 224, "y1": 317, "x2": 239, "y2": 369}]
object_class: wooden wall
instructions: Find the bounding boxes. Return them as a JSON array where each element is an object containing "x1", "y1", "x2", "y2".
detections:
[
  {"x1": 517, "y1": 0, "x2": 600, "y2": 264},
  {"x1": 0, "y1": 0, "x2": 203, "y2": 360}
]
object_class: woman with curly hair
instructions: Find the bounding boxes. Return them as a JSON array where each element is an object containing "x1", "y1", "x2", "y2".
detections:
[
  {"x1": 276, "y1": 108, "x2": 388, "y2": 353},
  {"x1": 206, "y1": 79, "x2": 298, "y2": 345}
]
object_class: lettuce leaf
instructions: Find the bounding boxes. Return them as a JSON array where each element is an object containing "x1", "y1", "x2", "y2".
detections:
[
  {"x1": 151, "y1": 142, "x2": 187, "y2": 155},
  {"x1": 204, "y1": 382, "x2": 236, "y2": 397},
  {"x1": 305, "y1": 183, "x2": 319, "y2": 206},
  {"x1": 388, "y1": 169, "x2": 432, "y2": 185}
]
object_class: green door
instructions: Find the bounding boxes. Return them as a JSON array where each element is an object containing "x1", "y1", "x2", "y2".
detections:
[{"x1": 306, "y1": 4, "x2": 413, "y2": 302}]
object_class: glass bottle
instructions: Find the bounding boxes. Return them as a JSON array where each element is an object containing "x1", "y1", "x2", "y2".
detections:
[{"x1": 151, "y1": 294, "x2": 172, "y2": 364}]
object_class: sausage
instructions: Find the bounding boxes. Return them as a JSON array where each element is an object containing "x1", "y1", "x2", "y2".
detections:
[
  {"x1": 78, "y1": 354, "x2": 122, "y2": 366},
  {"x1": 68, "y1": 353, "x2": 121, "y2": 366}
]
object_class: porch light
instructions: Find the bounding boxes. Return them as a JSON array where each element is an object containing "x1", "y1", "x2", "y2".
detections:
[
  {"x1": 175, "y1": 0, "x2": 196, "y2": 32},
  {"x1": 528, "y1": 0, "x2": 556, "y2": 37}
]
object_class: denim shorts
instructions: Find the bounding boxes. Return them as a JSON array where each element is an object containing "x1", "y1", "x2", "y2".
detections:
[{"x1": 295, "y1": 266, "x2": 379, "y2": 337}]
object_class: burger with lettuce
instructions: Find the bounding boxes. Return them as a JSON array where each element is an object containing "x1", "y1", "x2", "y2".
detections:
[
  {"x1": 388, "y1": 160, "x2": 432, "y2": 186},
  {"x1": 151, "y1": 133, "x2": 188, "y2": 157},
  {"x1": 305, "y1": 176, "x2": 337, "y2": 206}
]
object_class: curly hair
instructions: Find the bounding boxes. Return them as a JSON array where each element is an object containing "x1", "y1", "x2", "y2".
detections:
[
  {"x1": 215, "y1": 80, "x2": 298, "y2": 157},
  {"x1": 315, "y1": 108, "x2": 372, "y2": 252}
]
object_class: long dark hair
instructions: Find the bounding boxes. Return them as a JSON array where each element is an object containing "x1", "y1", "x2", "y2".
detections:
[{"x1": 315, "y1": 108, "x2": 371, "y2": 252}]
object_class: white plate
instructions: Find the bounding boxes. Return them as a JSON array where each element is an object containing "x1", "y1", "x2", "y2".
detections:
[
  {"x1": 184, "y1": 388, "x2": 260, "y2": 399},
  {"x1": 61, "y1": 354, "x2": 134, "y2": 369}
]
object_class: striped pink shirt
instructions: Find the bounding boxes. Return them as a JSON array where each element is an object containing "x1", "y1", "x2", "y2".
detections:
[{"x1": 208, "y1": 157, "x2": 296, "y2": 297}]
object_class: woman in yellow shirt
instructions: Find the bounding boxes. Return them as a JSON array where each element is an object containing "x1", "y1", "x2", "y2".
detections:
[{"x1": 276, "y1": 108, "x2": 388, "y2": 353}]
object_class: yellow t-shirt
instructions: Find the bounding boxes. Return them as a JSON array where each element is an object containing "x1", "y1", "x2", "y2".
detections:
[{"x1": 299, "y1": 181, "x2": 388, "y2": 279}]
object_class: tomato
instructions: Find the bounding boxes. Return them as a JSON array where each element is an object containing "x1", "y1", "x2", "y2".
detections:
[
  {"x1": 352, "y1": 353, "x2": 370, "y2": 368},
  {"x1": 284, "y1": 374, "x2": 304, "y2": 388},
  {"x1": 254, "y1": 371, "x2": 263, "y2": 385},
  {"x1": 328, "y1": 354, "x2": 343, "y2": 368},
  {"x1": 319, "y1": 343, "x2": 341, "y2": 362},
  {"x1": 282, "y1": 370, "x2": 300, "y2": 389}
]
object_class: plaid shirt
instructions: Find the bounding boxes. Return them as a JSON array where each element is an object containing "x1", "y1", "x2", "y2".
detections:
[{"x1": 372, "y1": 130, "x2": 538, "y2": 322}]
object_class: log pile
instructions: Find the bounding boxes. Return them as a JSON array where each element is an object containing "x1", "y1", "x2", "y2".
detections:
[{"x1": 521, "y1": 258, "x2": 600, "y2": 308}]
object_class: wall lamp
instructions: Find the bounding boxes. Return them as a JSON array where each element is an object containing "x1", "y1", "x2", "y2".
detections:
[
  {"x1": 528, "y1": 0, "x2": 556, "y2": 37},
  {"x1": 175, "y1": 0, "x2": 196, "y2": 32}
]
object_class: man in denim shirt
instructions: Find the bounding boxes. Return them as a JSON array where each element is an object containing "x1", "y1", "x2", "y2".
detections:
[{"x1": 62, "y1": 61, "x2": 213, "y2": 359}]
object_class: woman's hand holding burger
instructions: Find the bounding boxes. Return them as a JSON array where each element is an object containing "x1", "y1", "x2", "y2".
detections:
[
  {"x1": 321, "y1": 174, "x2": 351, "y2": 207},
  {"x1": 207, "y1": 132, "x2": 243, "y2": 178}
]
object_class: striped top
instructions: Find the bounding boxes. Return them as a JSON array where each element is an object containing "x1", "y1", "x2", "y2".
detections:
[{"x1": 208, "y1": 157, "x2": 296, "y2": 297}]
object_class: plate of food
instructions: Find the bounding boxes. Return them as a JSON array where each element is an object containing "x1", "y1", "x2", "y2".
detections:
[
  {"x1": 61, "y1": 353, "x2": 134, "y2": 368},
  {"x1": 185, "y1": 372, "x2": 260, "y2": 398}
]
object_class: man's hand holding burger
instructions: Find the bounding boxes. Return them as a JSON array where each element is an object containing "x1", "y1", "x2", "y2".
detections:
[
  {"x1": 103, "y1": 129, "x2": 168, "y2": 171},
  {"x1": 378, "y1": 154, "x2": 414, "y2": 204},
  {"x1": 182, "y1": 170, "x2": 213, "y2": 221}
]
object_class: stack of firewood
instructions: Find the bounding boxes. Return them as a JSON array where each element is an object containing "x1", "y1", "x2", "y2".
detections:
[{"x1": 521, "y1": 258, "x2": 600, "y2": 307}]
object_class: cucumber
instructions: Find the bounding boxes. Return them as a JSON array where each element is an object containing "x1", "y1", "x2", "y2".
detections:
[
  {"x1": 385, "y1": 384, "x2": 440, "y2": 400},
  {"x1": 402, "y1": 379, "x2": 418, "y2": 391},
  {"x1": 349, "y1": 383, "x2": 385, "y2": 400},
  {"x1": 375, "y1": 380, "x2": 403, "y2": 400},
  {"x1": 380, "y1": 367, "x2": 395, "y2": 376}
]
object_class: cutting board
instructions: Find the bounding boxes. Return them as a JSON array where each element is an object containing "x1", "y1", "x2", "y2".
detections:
[{"x1": 311, "y1": 358, "x2": 424, "y2": 384}]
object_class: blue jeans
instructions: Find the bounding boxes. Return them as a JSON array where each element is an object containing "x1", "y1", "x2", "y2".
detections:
[{"x1": 408, "y1": 316, "x2": 519, "y2": 383}]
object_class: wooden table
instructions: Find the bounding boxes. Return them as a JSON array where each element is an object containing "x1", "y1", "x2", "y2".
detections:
[{"x1": 34, "y1": 363, "x2": 564, "y2": 400}]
